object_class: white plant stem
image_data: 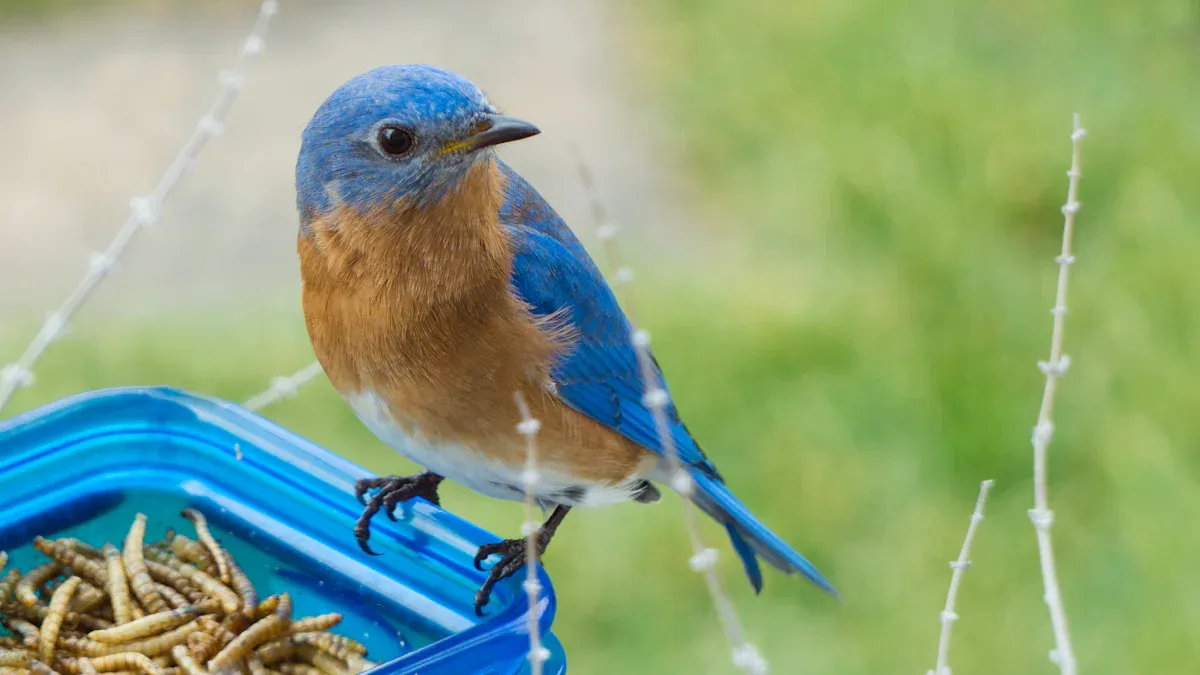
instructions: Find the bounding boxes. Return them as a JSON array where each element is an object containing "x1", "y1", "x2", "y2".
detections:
[
  {"x1": 927, "y1": 479, "x2": 994, "y2": 675},
  {"x1": 514, "y1": 392, "x2": 549, "y2": 675},
  {"x1": 1028, "y1": 113, "x2": 1086, "y2": 675}
]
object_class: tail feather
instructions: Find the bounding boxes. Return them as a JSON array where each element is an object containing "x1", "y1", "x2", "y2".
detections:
[{"x1": 689, "y1": 469, "x2": 837, "y2": 597}]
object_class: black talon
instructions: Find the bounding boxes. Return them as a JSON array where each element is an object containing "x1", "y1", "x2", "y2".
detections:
[
  {"x1": 473, "y1": 506, "x2": 571, "y2": 616},
  {"x1": 353, "y1": 472, "x2": 444, "y2": 555}
]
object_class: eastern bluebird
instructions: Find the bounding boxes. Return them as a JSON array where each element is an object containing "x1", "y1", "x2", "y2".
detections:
[{"x1": 295, "y1": 64, "x2": 836, "y2": 614}]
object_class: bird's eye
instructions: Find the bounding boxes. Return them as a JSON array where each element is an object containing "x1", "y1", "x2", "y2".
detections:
[{"x1": 376, "y1": 126, "x2": 415, "y2": 156}]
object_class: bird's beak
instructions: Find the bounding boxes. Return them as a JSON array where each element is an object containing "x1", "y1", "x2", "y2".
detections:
[{"x1": 441, "y1": 114, "x2": 541, "y2": 155}]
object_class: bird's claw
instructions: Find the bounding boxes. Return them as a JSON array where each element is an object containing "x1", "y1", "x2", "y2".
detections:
[
  {"x1": 353, "y1": 473, "x2": 444, "y2": 555},
  {"x1": 473, "y1": 537, "x2": 544, "y2": 616}
]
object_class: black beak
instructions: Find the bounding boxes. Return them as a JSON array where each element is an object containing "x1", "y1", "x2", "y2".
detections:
[{"x1": 453, "y1": 114, "x2": 541, "y2": 154}]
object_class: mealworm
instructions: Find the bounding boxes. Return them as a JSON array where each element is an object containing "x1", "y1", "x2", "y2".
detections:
[
  {"x1": 0, "y1": 568, "x2": 22, "y2": 604},
  {"x1": 85, "y1": 653, "x2": 163, "y2": 675},
  {"x1": 246, "y1": 657, "x2": 268, "y2": 675},
  {"x1": 141, "y1": 563, "x2": 202, "y2": 605},
  {"x1": 166, "y1": 647, "x2": 201, "y2": 675},
  {"x1": 122, "y1": 516, "x2": 166, "y2": 615},
  {"x1": 41, "y1": 577, "x2": 83, "y2": 664},
  {"x1": 276, "y1": 665, "x2": 322, "y2": 675},
  {"x1": 75, "y1": 659, "x2": 96, "y2": 675},
  {"x1": 28, "y1": 659, "x2": 58, "y2": 675},
  {"x1": 165, "y1": 539, "x2": 215, "y2": 579},
  {"x1": 252, "y1": 597, "x2": 278, "y2": 621},
  {"x1": 101, "y1": 546, "x2": 132, "y2": 626},
  {"x1": 178, "y1": 511, "x2": 230, "y2": 585},
  {"x1": 224, "y1": 552, "x2": 257, "y2": 630},
  {"x1": 67, "y1": 585, "x2": 108, "y2": 616},
  {"x1": 32, "y1": 540, "x2": 107, "y2": 589},
  {"x1": 140, "y1": 554, "x2": 236, "y2": 616},
  {"x1": 148, "y1": 586, "x2": 187, "y2": 612},
  {"x1": 17, "y1": 564, "x2": 61, "y2": 607},
  {"x1": 284, "y1": 616, "x2": 341, "y2": 635},
  {"x1": 5, "y1": 616, "x2": 41, "y2": 648},
  {"x1": 0, "y1": 652, "x2": 30, "y2": 668},
  {"x1": 58, "y1": 542, "x2": 102, "y2": 561},
  {"x1": 59, "y1": 620, "x2": 200, "y2": 658},
  {"x1": 87, "y1": 607, "x2": 199, "y2": 645},
  {"x1": 14, "y1": 603, "x2": 112, "y2": 633},
  {"x1": 251, "y1": 639, "x2": 292, "y2": 666},
  {"x1": 286, "y1": 634, "x2": 366, "y2": 661},
  {"x1": 208, "y1": 594, "x2": 291, "y2": 669},
  {"x1": 293, "y1": 647, "x2": 349, "y2": 675}
]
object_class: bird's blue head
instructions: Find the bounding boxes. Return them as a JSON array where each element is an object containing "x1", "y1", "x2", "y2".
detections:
[{"x1": 295, "y1": 64, "x2": 539, "y2": 227}]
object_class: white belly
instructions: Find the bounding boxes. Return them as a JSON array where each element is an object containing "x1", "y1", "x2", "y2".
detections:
[{"x1": 343, "y1": 389, "x2": 645, "y2": 507}]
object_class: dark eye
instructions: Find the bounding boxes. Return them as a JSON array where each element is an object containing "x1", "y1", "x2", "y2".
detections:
[{"x1": 377, "y1": 126, "x2": 415, "y2": 156}]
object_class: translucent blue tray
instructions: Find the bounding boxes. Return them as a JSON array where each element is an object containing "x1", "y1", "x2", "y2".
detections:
[{"x1": 0, "y1": 387, "x2": 566, "y2": 675}]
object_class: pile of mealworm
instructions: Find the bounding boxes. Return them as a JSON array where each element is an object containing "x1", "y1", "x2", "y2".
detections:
[{"x1": 0, "y1": 509, "x2": 377, "y2": 675}]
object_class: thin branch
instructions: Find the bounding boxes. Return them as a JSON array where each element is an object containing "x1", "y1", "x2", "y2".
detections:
[
  {"x1": 1028, "y1": 113, "x2": 1086, "y2": 675},
  {"x1": 514, "y1": 392, "x2": 549, "y2": 675},
  {"x1": 242, "y1": 361, "x2": 325, "y2": 412},
  {"x1": 576, "y1": 158, "x2": 767, "y2": 674},
  {"x1": 927, "y1": 479, "x2": 994, "y2": 675}
]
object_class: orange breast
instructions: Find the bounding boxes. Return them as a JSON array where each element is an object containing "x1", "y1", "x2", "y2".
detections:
[{"x1": 298, "y1": 158, "x2": 653, "y2": 485}]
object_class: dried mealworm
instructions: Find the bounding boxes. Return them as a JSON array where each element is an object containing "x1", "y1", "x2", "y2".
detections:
[
  {"x1": 141, "y1": 554, "x2": 236, "y2": 616},
  {"x1": 5, "y1": 617, "x2": 41, "y2": 648},
  {"x1": 86, "y1": 654, "x2": 162, "y2": 675},
  {"x1": 149, "y1": 585, "x2": 188, "y2": 611},
  {"x1": 0, "y1": 652, "x2": 30, "y2": 669},
  {"x1": 75, "y1": 660, "x2": 96, "y2": 675},
  {"x1": 101, "y1": 546, "x2": 132, "y2": 626},
  {"x1": 122, "y1": 516, "x2": 167, "y2": 615},
  {"x1": 209, "y1": 594, "x2": 291, "y2": 669},
  {"x1": 166, "y1": 647, "x2": 201, "y2": 675},
  {"x1": 33, "y1": 540, "x2": 106, "y2": 588},
  {"x1": 284, "y1": 616, "x2": 341, "y2": 635},
  {"x1": 166, "y1": 538, "x2": 216, "y2": 579},
  {"x1": 41, "y1": 576, "x2": 83, "y2": 664},
  {"x1": 140, "y1": 563, "x2": 201, "y2": 605},
  {"x1": 178, "y1": 510, "x2": 230, "y2": 585},
  {"x1": 87, "y1": 607, "x2": 200, "y2": 645},
  {"x1": 17, "y1": 564, "x2": 61, "y2": 607}
]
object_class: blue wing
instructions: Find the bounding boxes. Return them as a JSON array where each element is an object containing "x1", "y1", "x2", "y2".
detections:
[
  {"x1": 496, "y1": 162, "x2": 836, "y2": 596},
  {"x1": 497, "y1": 162, "x2": 718, "y2": 477}
]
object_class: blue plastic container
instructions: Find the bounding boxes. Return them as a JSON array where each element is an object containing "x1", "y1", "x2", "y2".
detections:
[{"x1": 0, "y1": 387, "x2": 566, "y2": 675}]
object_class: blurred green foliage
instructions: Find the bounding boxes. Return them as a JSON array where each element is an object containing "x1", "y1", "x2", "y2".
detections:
[{"x1": 4, "y1": 0, "x2": 1199, "y2": 673}]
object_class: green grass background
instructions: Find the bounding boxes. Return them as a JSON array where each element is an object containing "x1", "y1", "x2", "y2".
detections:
[{"x1": 5, "y1": 0, "x2": 1200, "y2": 672}]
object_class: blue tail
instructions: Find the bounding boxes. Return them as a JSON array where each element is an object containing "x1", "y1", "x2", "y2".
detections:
[{"x1": 689, "y1": 469, "x2": 837, "y2": 597}]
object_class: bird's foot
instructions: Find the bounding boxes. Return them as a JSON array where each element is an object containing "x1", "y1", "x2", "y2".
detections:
[
  {"x1": 353, "y1": 472, "x2": 444, "y2": 555},
  {"x1": 472, "y1": 536, "x2": 541, "y2": 617},
  {"x1": 472, "y1": 505, "x2": 570, "y2": 616}
]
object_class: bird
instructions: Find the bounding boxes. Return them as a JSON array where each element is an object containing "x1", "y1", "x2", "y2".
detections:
[{"x1": 294, "y1": 64, "x2": 836, "y2": 615}]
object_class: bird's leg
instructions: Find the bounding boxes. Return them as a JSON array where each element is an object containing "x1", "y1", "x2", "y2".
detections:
[
  {"x1": 472, "y1": 505, "x2": 571, "y2": 616},
  {"x1": 353, "y1": 472, "x2": 444, "y2": 555}
]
